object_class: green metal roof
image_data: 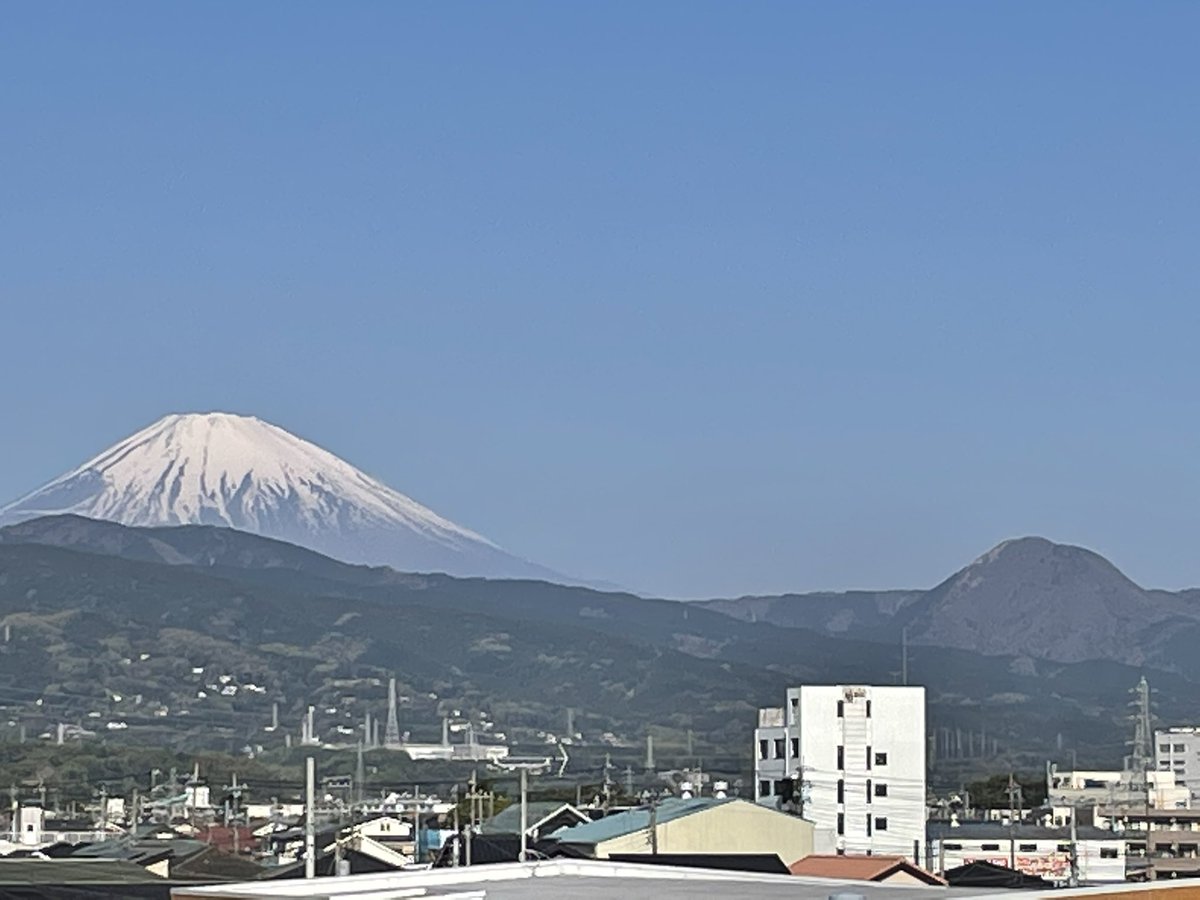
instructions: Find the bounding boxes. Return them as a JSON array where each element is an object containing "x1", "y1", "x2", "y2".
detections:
[
  {"x1": 481, "y1": 801, "x2": 583, "y2": 834},
  {"x1": 551, "y1": 797, "x2": 733, "y2": 845}
]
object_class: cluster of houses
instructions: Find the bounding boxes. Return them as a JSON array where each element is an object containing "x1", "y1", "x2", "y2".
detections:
[{"x1": 7, "y1": 682, "x2": 1200, "y2": 898}]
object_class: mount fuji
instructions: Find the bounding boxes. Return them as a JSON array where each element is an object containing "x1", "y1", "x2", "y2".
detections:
[{"x1": 0, "y1": 412, "x2": 566, "y2": 582}]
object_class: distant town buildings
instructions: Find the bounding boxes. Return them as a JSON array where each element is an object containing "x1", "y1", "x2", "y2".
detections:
[{"x1": 754, "y1": 684, "x2": 926, "y2": 863}]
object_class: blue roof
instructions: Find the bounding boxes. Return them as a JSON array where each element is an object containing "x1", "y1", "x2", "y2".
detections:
[{"x1": 550, "y1": 797, "x2": 733, "y2": 844}]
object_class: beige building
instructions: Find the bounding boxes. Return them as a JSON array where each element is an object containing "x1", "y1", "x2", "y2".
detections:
[{"x1": 551, "y1": 797, "x2": 814, "y2": 865}]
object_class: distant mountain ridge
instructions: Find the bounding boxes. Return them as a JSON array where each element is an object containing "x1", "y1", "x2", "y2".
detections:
[
  {"x1": 0, "y1": 412, "x2": 566, "y2": 582},
  {"x1": 700, "y1": 536, "x2": 1200, "y2": 666},
  {"x1": 5, "y1": 515, "x2": 1200, "y2": 776}
]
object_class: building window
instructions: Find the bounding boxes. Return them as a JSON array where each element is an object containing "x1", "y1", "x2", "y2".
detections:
[
  {"x1": 981, "y1": 843, "x2": 1001, "y2": 852},
  {"x1": 1160, "y1": 744, "x2": 1171, "y2": 753},
  {"x1": 837, "y1": 813, "x2": 844, "y2": 836},
  {"x1": 1019, "y1": 843, "x2": 1037, "y2": 852},
  {"x1": 866, "y1": 700, "x2": 872, "y2": 718},
  {"x1": 837, "y1": 745, "x2": 844, "y2": 769},
  {"x1": 874, "y1": 817, "x2": 888, "y2": 831},
  {"x1": 790, "y1": 737, "x2": 799, "y2": 759},
  {"x1": 875, "y1": 782, "x2": 887, "y2": 798},
  {"x1": 758, "y1": 739, "x2": 769, "y2": 760},
  {"x1": 759, "y1": 779, "x2": 770, "y2": 796},
  {"x1": 874, "y1": 751, "x2": 888, "y2": 766},
  {"x1": 866, "y1": 745, "x2": 872, "y2": 770},
  {"x1": 866, "y1": 814, "x2": 872, "y2": 836},
  {"x1": 1101, "y1": 847, "x2": 1119, "y2": 859},
  {"x1": 837, "y1": 700, "x2": 844, "y2": 718},
  {"x1": 773, "y1": 780, "x2": 784, "y2": 796},
  {"x1": 943, "y1": 843, "x2": 962, "y2": 851},
  {"x1": 866, "y1": 779, "x2": 872, "y2": 803},
  {"x1": 1176, "y1": 744, "x2": 1187, "y2": 753},
  {"x1": 774, "y1": 738, "x2": 785, "y2": 759},
  {"x1": 837, "y1": 779, "x2": 844, "y2": 804}
]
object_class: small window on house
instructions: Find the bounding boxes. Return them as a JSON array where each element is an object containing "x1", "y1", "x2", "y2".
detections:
[
  {"x1": 866, "y1": 778, "x2": 872, "y2": 803},
  {"x1": 1057, "y1": 844, "x2": 1072, "y2": 853},
  {"x1": 874, "y1": 782, "x2": 888, "y2": 798},
  {"x1": 837, "y1": 745, "x2": 844, "y2": 769},
  {"x1": 1160, "y1": 744, "x2": 1172, "y2": 753},
  {"x1": 1019, "y1": 843, "x2": 1037, "y2": 852},
  {"x1": 981, "y1": 843, "x2": 1001, "y2": 851},
  {"x1": 790, "y1": 737, "x2": 799, "y2": 758},
  {"x1": 759, "y1": 779, "x2": 771, "y2": 796},
  {"x1": 773, "y1": 780, "x2": 784, "y2": 795},
  {"x1": 943, "y1": 843, "x2": 962, "y2": 851},
  {"x1": 837, "y1": 813, "x2": 845, "y2": 835},
  {"x1": 875, "y1": 751, "x2": 888, "y2": 766},
  {"x1": 866, "y1": 814, "x2": 872, "y2": 836},
  {"x1": 773, "y1": 738, "x2": 785, "y2": 759},
  {"x1": 837, "y1": 700, "x2": 844, "y2": 718},
  {"x1": 866, "y1": 745, "x2": 872, "y2": 770},
  {"x1": 874, "y1": 817, "x2": 888, "y2": 831},
  {"x1": 1176, "y1": 744, "x2": 1187, "y2": 753},
  {"x1": 758, "y1": 739, "x2": 769, "y2": 760},
  {"x1": 866, "y1": 700, "x2": 872, "y2": 718},
  {"x1": 837, "y1": 779, "x2": 844, "y2": 803},
  {"x1": 1101, "y1": 847, "x2": 1119, "y2": 859}
]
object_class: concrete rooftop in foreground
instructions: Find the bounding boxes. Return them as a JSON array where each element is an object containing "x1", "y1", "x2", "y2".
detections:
[{"x1": 167, "y1": 857, "x2": 1000, "y2": 900}]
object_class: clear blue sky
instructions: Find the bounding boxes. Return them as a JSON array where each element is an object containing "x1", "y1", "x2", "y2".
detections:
[{"x1": 3, "y1": 2, "x2": 1198, "y2": 598}]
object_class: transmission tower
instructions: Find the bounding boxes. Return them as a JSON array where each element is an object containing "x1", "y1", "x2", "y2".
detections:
[
  {"x1": 384, "y1": 677, "x2": 401, "y2": 748},
  {"x1": 1126, "y1": 676, "x2": 1154, "y2": 791}
]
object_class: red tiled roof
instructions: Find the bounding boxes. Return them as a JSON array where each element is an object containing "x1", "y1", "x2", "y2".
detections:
[{"x1": 789, "y1": 854, "x2": 945, "y2": 885}]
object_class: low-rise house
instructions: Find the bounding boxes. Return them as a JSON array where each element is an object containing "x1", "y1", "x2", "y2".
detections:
[
  {"x1": 928, "y1": 821, "x2": 1125, "y2": 884},
  {"x1": 789, "y1": 853, "x2": 944, "y2": 885},
  {"x1": 481, "y1": 801, "x2": 589, "y2": 841},
  {"x1": 550, "y1": 797, "x2": 814, "y2": 865}
]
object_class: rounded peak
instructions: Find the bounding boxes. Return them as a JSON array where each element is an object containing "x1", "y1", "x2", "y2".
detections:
[{"x1": 968, "y1": 535, "x2": 1114, "y2": 571}]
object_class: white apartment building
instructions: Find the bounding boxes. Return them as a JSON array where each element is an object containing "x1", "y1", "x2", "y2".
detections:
[
  {"x1": 1156, "y1": 728, "x2": 1200, "y2": 801},
  {"x1": 754, "y1": 684, "x2": 926, "y2": 863}
]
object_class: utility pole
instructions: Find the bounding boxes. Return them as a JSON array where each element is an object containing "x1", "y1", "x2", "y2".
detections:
[
  {"x1": 465, "y1": 771, "x2": 476, "y2": 866},
  {"x1": 412, "y1": 784, "x2": 421, "y2": 864},
  {"x1": 901, "y1": 626, "x2": 909, "y2": 686},
  {"x1": 1006, "y1": 774, "x2": 1021, "y2": 871},
  {"x1": 648, "y1": 794, "x2": 659, "y2": 855},
  {"x1": 519, "y1": 768, "x2": 529, "y2": 862},
  {"x1": 355, "y1": 741, "x2": 365, "y2": 806},
  {"x1": 603, "y1": 754, "x2": 614, "y2": 809},
  {"x1": 98, "y1": 784, "x2": 108, "y2": 841},
  {"x1": 304, "y1": 757, "x2": 316, "y2": 879},
  {"x1": 1069, "y1": 800, "x2": 1080, "y2": 888}
]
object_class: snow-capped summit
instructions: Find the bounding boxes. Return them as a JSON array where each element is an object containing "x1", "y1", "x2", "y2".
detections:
[{"x1": 0, "y1": 412, "x2": 561, "y2": 581}]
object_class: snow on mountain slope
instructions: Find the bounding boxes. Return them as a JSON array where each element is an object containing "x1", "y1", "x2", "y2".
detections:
[{"x1": 0, "y1": 412, "x2": 563, "y2": 581}]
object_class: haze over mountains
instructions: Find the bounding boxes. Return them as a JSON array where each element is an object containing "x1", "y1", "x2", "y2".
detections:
[{"x1": 0, "y1": 412, "x2": 563, "y2": 583}]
